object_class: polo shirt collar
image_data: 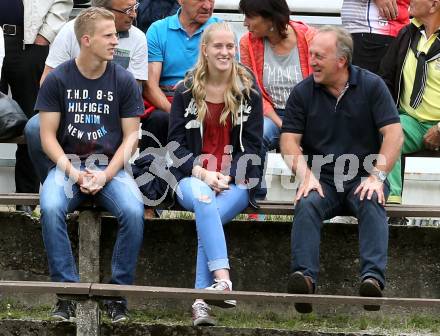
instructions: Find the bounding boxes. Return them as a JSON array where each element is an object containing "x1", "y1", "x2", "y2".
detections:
[
  {"x1": 168, "y1": 8, "x2": 182, "y2": 30},
  {"x1": 169, "y1": 8, "x2": 214, "y2": 35},
  {"x1": 347, "y1": 65, "x2": 359, "y2": 87},
  {"x1": 412, "y1": 18, "x2": 423, "y2": 29},
  {"x1": 410, "y1": 17, "x2": 440, "y2": 38},
  {"x1": 117, "y1": 30, "x2": 129, "y2": 38}
]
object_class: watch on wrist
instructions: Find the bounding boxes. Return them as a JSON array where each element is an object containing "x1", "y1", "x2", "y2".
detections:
[{"x1": 371, "y1": 169, "x2": 387, "y2": 183}]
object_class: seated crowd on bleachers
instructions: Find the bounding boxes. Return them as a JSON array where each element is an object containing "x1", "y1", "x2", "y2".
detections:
[{"x1": 1, "y1": 0, "x2": 440, "y2": 328}]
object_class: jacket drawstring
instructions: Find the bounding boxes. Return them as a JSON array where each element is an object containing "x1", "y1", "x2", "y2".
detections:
[
  {"x1": 200, "y1": 123, "x2": 203, "y2": 147},
  {"x1": 239, "y1": 99, "x2": 244, "y2": 152}
]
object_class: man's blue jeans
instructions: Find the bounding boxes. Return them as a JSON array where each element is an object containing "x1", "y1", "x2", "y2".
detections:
[
  {"x1": 24, "y1": 114, "x2": 52, "y2": 183},
  {"x1": 40, "y1": 166, "x2": 145, "y2": 285},
  {"x1": 292, "y1": 176, "x2": 389, "y2": 288},
  {"x1": 176, "y1": 177, "x2": 249, "y2": 289}
]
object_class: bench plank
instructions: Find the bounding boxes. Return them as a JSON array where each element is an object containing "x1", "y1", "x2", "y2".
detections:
[
  {"x1": 0, "y1": 193, "x2": 439, "y2": 217},
  {"x1": 90, "y1": 283, "x2": 440, "y2": 308},
  {"x1": 0, "y1": 281, "x2": 91, "y2": 295},
  {"x1": 3, "y1": 280, "x2": 440, "y2": 309},
  {"x1": 1, "y1": 135, "x2": 26, "y2": 145},
  {"x1": 0, "y1": 193, "x2": 39, "y2": 205}
]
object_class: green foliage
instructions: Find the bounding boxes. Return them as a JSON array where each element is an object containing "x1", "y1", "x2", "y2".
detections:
[{"x1": 2, "y1": 299, "x2": 440, "y2": 334}]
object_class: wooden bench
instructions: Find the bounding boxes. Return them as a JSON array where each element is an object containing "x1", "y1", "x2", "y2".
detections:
[
  {"x1": 1, "y1": 192, "x2": 440, "y2": 335},
  {"x1": 3, "y1": 280, "x2": 440, "y2": 309},
  {"x1": 1, "y1": 136, "x2": 440, "y2": 334},
  {"x1": 2, "y1": 192, "x2": 440, "y2": 217},
  {"x1": 4, "y1": 280, "x2": 440, "y2": 336}
]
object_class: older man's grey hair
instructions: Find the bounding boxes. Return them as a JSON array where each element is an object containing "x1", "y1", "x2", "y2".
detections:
[
  {"x1": 318, "y1": 25, "x2": 353, "y2": 66},
  {"x1": 91, "y1": 0, "x2": 113, "y2": 7}
]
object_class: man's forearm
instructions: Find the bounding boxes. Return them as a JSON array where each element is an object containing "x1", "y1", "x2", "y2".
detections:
[
  {"x1": 376, "y1": 124, "x2": 404, "y2": 173},
  {"x1": 42, "y1": 135, "x2": 80, "y2": 180},
  {"x1": 143, "y1": 84, "x2": 172, "y2": 113},
  {"x1": 280, "y1": 134, "x2": 311, "y2": 181}
]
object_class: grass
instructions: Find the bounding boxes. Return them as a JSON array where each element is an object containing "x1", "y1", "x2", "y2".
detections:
[
  {"x1": 107, "y1": 307, "x2": 440, "y2": 334},
  {"x1": 2, "y1": 299, "x2": 440, "y2": 335},
  {"x1": 158, "y1": 210, "x2": 293, "y2": 222}
]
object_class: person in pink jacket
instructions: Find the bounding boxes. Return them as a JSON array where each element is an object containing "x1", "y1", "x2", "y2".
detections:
[{"x1": 239, "y1": 0, "x2": 315, "y2": 198}]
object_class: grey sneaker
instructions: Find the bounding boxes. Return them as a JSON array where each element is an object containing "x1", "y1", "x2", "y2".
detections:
[
  {"x1": 51, "y1": 299, "x2": 76, "y2": 321},
  {"x1": 192, "y1": 301, "x2": 216, "y2": 326},
  {"x1": 105, "y1": 300, "x2": 128, "y2": 323},
  {"x1": 205, "y1": 279, "x2": 236, "y2": 308}
]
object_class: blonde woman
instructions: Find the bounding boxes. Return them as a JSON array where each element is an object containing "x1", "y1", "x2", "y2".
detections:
[{"x1": 167, "y1": 22, "x2": 263, "y2": 326}]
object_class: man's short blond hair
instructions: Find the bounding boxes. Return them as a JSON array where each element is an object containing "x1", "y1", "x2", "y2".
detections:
[
  {"x1": 74, "y1": 7, "x2": 115, "y2": 45},
  {"x1": 317, "y1": 25, "x2": 353, "y2": 66}
]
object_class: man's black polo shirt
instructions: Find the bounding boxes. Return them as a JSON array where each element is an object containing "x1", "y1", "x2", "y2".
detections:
[{"x1": 281, "y1": 65, "x2": 400, "y2": 179}]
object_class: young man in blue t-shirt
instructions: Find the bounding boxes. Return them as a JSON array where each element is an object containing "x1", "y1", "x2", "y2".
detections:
[{"x1": 35, "y1": 7, "x2": 145, "y2": 323}]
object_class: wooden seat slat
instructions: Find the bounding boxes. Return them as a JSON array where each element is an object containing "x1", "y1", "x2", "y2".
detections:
[
  {"x1": 3, "y1": 281, "x2": 440, "y2": 308},
  {"x1": 0, "y1": 193, "x2": 439, "y2": 217},
  {"x1": 89, "y1": 283, "x2": 440, "y2": 307},
  {"x1": 1, "y1": 135, "x2": 26, "y2": 145},
  {"x1": 0, "y1": 281, "x2": 91, "y2": 295}
]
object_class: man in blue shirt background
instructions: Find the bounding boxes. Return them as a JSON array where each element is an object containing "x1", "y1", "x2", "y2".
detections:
[{"x1": 140, "y1": 0, "x2": 220, "y2": 151}]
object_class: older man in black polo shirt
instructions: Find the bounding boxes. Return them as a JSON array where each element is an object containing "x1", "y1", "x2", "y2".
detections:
[{"x1": 280, "y1": 26, "x2": 403, "y2": 314}]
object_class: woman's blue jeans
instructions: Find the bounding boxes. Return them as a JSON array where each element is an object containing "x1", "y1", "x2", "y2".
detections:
[
  {"x1": 263, "y1": 109, "x2": 285, "y2": 152},
  {"x1": 40, "y1": 166, "x2": 145, "y2": 285},
  {"x1": 255, "y1": 109, "x2": 285, "y2": 200},
  {"x1": 176, "y1": 177, "x2": 249, "y2": 289}
]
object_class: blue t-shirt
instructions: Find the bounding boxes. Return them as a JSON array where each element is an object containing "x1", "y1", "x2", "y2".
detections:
[
  {"x1": 147, "y1": 9, "x2": 221, "y2": 86},
  {"x1": 35, "y1": 60, "x2": 144, "y2": 162}
]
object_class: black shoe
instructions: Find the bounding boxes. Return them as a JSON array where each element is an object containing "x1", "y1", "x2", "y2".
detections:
[
  {"x1": 51, "y1": 299, "x2": 76, "y2": 321},
  {"x1": 16, "y1": 205, "x2": 35, "y2": 216},
  {"x1": 287, "y1": 271, "x2": 314, "y2": 314},
  {"x1": 359, "y1": 277, "x2": 383, "y2": 311},
  {"x1": 105, "y1": 300, "x2": 128, "y2": 323}
]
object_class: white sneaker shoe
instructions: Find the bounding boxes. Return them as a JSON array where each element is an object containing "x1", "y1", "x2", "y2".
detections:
[
  {"x1": 192, "y1": 301, "x2": 216, "y2": 326},
  {"x1": 205, "y1": 279, "x2": 236, "y2": 308}
]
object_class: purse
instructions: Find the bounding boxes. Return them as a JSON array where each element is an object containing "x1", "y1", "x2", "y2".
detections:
[{"x1": 0, "y1": 92, "x2": 28, "y2": 140}]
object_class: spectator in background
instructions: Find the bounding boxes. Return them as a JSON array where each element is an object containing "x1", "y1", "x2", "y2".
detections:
[
  {"x1": 341, "y1": 0, "x2": 410, "y2": 74},
  {"x1": 36, "y1": 7, "x2": 144, "y2": 323},
  {"x1": 24, "y1": 0, "x2": 148, "y2": 185},
  {"x1": 141, "y1": 0, "x2": 220, "y2": 152},
  {"x1": 0, "y1": 0, "x2": 73, "y2": 214},
  {"x1": 136, "y1": 0, "x2": 179, "y2": 33},
  {"x1": 281, "y1": 26, "x2": 402, "y2": 314},
  {"x1": 380, "y1": 0, "x2": 440, "y2": 205},
  {"x1": 239, "y1": 0, "x2": 315, "y2": 201},
  {"x1": 168, "y1": 22, "x2": 262, "y2": 326}
]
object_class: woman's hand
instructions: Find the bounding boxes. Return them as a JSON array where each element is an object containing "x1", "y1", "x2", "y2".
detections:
[
  {"x1": 203, "y1": 171, "x2": 230, "y2": 192},
  {"x1": 192, "y1": 166, "x2": 230, "y2": 192}
]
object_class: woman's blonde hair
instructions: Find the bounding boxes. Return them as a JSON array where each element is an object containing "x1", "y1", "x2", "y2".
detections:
[{"x1": 184, "y1": 22, "x2": 254, "y2": 125}]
